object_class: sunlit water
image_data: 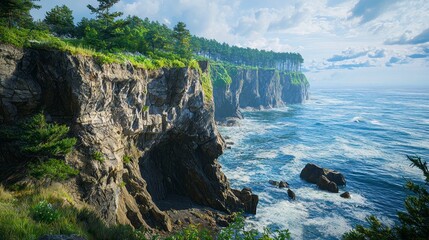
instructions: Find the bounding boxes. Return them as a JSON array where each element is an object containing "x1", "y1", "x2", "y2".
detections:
[{"x1": 218, "y1": 88, "x2": 429, "y2": 239}]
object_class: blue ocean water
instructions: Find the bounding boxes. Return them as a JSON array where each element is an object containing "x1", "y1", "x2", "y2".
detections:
[{"x1": 218, "y1": 88, "x2": 429, "y2": 239}]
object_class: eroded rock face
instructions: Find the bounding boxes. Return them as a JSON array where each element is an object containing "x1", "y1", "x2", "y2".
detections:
[
  {"x1": 213, "y1": 68, "x2": 309, "y2": 121},
  {"x1": 0, "y1": 44, "x2": 256, "y2": 231}
]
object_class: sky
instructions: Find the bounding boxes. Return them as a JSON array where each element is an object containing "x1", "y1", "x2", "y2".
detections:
[{"x1": 31, "y1": 0, "x2": 429, "y2": 88}]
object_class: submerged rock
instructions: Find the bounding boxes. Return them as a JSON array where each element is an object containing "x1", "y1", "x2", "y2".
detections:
[{"x1": 300, "y1": 163, "x2": 346, "y2": 186}]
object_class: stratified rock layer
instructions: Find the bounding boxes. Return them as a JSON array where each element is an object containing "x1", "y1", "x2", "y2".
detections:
[{"x1": 0, "y1": 44, "x2": 254, "y2": 230}]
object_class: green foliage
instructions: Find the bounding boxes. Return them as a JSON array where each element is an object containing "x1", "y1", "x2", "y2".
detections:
[
  {"x1": 0, "y1": 0, "x2": 41, "y2": 28},
  {"x1": 21, "y1": 113, "x2": 77, "y2": 158},
  {"x1": 201, "y1": 71, "x2": 213, "y2": 103},
  {"x1": 43, "y1": 5, "x2": 74, "y2": 36},
  {"x1": 92, "y1": 151, "x2": 105, "y2": 163},
  {"x1": 167, "y1": 224, "x2": 213, "y2": 240},
  {"x1": 31, "y1": 200, "x2": 59, "y2": 223},
  {"x1": 173, "y1": 21, "x2": 192, "y2": 59},
  {"x1": 168, "y1": 214, "x2": 291, "y2": 240},
  {"x1": 123, "y1": 155, "x2": 132, "y2": 164},
  {"x1": 343, "y1": 155, "x2": 429, "y2": 240},
  {"x1": 210, "y1": 63, "x2": 232, "y2": 87},
  {"x1": 287, "y1": 72, "x2": 309, "y2": 86},
  {"x1": 192, "y1": 36, "x2": 303, "y2": 72},
  {"x1": 29, "y1": 158, "x2": 78, "y2": 181},
  {"x1": 0, "y1": 186, "x2": 148, "y2": 240}
]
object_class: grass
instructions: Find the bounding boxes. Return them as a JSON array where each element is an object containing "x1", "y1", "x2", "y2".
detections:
[
  {"x1": 0, "y1": 26, "x2": 190, "y2": 70},
  {"x1": 0, "y1": 184, "x2": 149, "y2": 240}
]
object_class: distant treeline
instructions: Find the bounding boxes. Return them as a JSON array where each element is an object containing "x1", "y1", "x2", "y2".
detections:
[{"x1": 192, "y1": 37, "x2": 303, "y2": 71}]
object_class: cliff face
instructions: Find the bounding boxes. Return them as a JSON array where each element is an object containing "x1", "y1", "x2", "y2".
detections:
[
  {"x1": 0, "y1": 45, "x2": 257, "y2": 231},
  {"x1": 213, "y1": 68, "x2": 309, "y2": 121}
]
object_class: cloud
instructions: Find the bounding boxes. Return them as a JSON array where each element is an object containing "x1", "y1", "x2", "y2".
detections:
[
  {"x1": 327, "y1": 61, "x2": 373, "y2": 70},
  {"x1": 327, "y1": 49, "x2": 368, "y2": 62},
  {"x1": 368, "y1": 49, "x2": 385, "y2": 58},
  {"x1": 407, "y1": 46, "x2": 429, "y2": 59},
  {"x1": 385, "y1": 28, "x2": 429, "y2": 45},
  {"x1": 349, "y1": 0, "x2": 400, "y2": 23},
  {"x1": 385, "y1": 56, "x2": 409, "y2": 67}
]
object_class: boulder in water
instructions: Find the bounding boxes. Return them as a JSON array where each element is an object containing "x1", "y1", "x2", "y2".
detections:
[
  {"x1": 279, "y1": 181, "x2": 289, "y2": 188},
  {"x1": 300, "y1": 163, "x2": 346, "y2": 186},
  {"x1": 340, "y1": 192, "x2": 351, "y2": 199},
  {"x1": 317, "y1": 175, "x2": 339, "y2": 193},
  {"x1": 287, "y1": 189, "x2": 296, "y2": 200},
  {"x1": 268, "y1": 180, "x2": 279, "y2": 186}
]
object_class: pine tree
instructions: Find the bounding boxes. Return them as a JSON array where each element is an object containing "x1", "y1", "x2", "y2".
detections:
[
  {"x1": 43, "y1": 5, "x2": 74, "y2": 36},
  {"x1": 0, "y1": 0, "x2": 40, "y2": 28},
  {"x1": 173, "y1": 21, "x2": 192, "y2": 59}
]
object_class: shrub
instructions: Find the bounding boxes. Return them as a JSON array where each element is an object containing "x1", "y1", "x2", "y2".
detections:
[
  {"x1": 168, "y1": 214, "x2": 291, "y2": 240},
  {"x1": 123, "y1": 155, "x2": 132, "y2": 164},
  {"x1": 20, "y1": 113, "x2": 77, "y2": 158},
  {"x1": 92, "y1": 151, "x2": 105, "y2": 163},
  {"x1": 31, "y1": 200, "x2": 59, "y2": 223},
  {"x1": 29, "y1": 158, "x2": 78, "y2": 181}
]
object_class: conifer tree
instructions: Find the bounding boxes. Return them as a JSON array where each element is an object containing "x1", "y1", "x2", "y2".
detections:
[
  {"x1": 0, "y1": 0, "x2": 40, "y2": 28},
  {"x1": 43, "y1": 5, "x2": 74, "y2": 36}
]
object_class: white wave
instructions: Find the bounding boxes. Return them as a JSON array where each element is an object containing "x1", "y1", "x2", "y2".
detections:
[
  {"x1": 304, "y1": 215, "x2": 352, "y2": 238},
  {"x1": 223, "y1": 167, "x2": 252, "y2": 183},
  {"x1": 350, "y1": 116, "x2": 365, "y2": 123},
  {"x1": 255, "y1": 150, "x2": 278, "y2": 159},
  {"x1": 369, "y1": 120, "x2": 383, "y2": 126},
  {"x1": 295, "y1": 187, "x2": 368, "y2": 207},
  {"x1": 280, "y1": 144, "x2": 315, "y2": 160},
  {"x1": 247, "y1": 200, "x2": 309, "y2": 239}
]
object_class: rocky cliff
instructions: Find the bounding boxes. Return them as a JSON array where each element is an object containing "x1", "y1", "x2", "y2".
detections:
[
  {"x1": 213, "y1": 67, "x2": 309, "y2": 121},
  {"x1": 0, "y1": 44, "x2": 257, "y2": 231}
]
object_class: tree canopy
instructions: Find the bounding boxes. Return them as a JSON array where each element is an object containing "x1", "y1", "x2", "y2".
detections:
[
  {"x1": 0, "y1": 0, "x2": 40, "y2": 28},
  {"x1": 43, "y1": 5, "x2": 74, "y2": 36}
]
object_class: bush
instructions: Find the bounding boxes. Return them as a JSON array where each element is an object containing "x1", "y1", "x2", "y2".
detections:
[
  {"x1": 168, "y1": 214, "x2": 291, "y2": 240},
  {"x1": 29, "y1": 158, "x2": 78, "y2": 181},
  {"x1": 31, "y1": 200, "x2": 59, "y2": 223},
  {"x1": 92, "y1": 151, "x2": 105, "y2": 163},
  {"x1": 20, "y1": 113, "x2": 77, "y2": 158},
  {"x1": 123, "y1": 155, "x2": 132, "y2": 164}
]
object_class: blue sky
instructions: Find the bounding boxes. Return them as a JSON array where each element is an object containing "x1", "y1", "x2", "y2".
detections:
[{"x1": 31, "y1": 0, "x2": 429, "y2": 88}]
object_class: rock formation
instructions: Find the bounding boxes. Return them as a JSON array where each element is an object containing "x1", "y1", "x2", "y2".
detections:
[
  {"x1": 213, "y1": 68, "x2": 309, "y2": 122},
  {"x1": 0, "y1": 44, "x2": 257, "y2": 231},
  {"x1": 300, "y1": 163, "x2": 346, "y2": 186}
]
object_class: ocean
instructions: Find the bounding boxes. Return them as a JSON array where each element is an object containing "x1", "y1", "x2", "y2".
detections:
[{"x1": 217, "y1": 88, "x2": 429, "y2": 239}]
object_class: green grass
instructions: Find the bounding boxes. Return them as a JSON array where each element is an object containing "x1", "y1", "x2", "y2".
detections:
[
  {"x1": 0, "y1": 185, "x2": 149, "y2": 240},
  {"x1": 201, "y1": 71, "x2": 213, "y2": 103},
  {"x1": 0, "y1": 26, "x2": 191, "y2": 70},
  {"x1": 210, "y1": 63, "x2": 232, "y2": 87}
]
